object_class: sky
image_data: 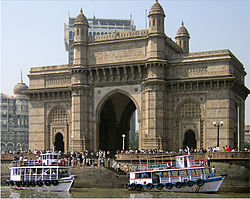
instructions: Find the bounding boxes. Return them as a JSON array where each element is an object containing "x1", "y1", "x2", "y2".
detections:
[{"x1": 1, "y1": 0, "x2": 250, "y2": 124}]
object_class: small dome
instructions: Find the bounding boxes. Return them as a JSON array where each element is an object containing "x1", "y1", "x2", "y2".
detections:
[
  {"x1": 148, "y1": 0, "x2": 165, "y2": 17},
  {"x1": 13, "y1": 82, "x2": 28, "y2": 95},
  {"x1": 175, "y1": 21, "x2": 190, "y2": 38},
  {"x1": 75, "y1": 8, "x2": 88, "y2": 25}
]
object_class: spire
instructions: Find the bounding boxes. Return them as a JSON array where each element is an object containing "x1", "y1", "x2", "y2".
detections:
[
  {"x1": 80, "y1": 8, "x2": 83, "y2": 14},
  {"x1": 21, "y1": 70, "x2": 23, "y2": 83},
  {"x1": 182, "y1": 20, "x2": 184, "y2": 26}
]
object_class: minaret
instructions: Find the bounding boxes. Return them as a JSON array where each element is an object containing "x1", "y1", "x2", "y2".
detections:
[
  {"x1": 147, "y1": 0, "x2": 166, "y2": 60},
  {"x1": 148, "y1": 0, "x2": 165, "y2": 34},
  {"x1": 175, "y1": 21, "x2": 190, "y2": 53},
  {"x1": 73, "y1": 8, "x2": 89, "y2": 66}
]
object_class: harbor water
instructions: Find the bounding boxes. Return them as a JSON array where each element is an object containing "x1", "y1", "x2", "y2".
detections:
[{"x1": 1, "y1": 186, "x2": 249, "y2": 198}]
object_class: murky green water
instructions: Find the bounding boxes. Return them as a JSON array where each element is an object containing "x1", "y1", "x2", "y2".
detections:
[{"x1": 1, "y1": 186, "x2": 249, "y2": 198}]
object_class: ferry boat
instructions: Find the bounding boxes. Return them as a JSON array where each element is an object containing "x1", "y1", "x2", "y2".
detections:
[
  {"x1": 125, "y1": 154, "x2": 225, "y2": 193},
  {"x1": 5, "y1": 152, "x2": 76, "y2": 192}
]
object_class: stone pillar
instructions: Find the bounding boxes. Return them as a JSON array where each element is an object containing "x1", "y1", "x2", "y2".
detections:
[
  {"x1": 141, "y1": 62, "x2": 166, "y2": 150},
  {"x1": 71, "y1": 70, "x2": 89, "y2": 152}
]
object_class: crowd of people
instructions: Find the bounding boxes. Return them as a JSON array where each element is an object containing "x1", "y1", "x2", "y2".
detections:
[
  {"x1": 1, "y1": 145, "x2": 249, "y2": 159},
  {"x1": 117, "y1": 145, "x2": 248, "y2": 154}
]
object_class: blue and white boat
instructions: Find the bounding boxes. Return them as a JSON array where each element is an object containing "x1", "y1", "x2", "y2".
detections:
[
  {"x1": 126, "y1": 154, "x2": 225, "y2": 193},
  {"x1": 6, "y1": 152, "x2": 76, "y2": 192}
]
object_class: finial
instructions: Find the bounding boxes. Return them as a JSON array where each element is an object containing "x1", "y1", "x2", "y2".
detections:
[
  {"x1": 21, "y1": 70, "x2": 23, "y2": 83},
  {"x1": 80, "y1": 8, "x2": 83, "y2": 14},
  {"x1": 156, "y1": 0, "x2": 158, "y2": 2},
  {"x1": 181, "y1": 20, "x2": 184, "y2": 26}
]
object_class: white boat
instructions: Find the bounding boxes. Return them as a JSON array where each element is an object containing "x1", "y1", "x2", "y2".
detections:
[
  {"x1": 125, "y1": 154, "x2": 225, "y2": 193},
  {"x1": 6, "y1": 152, "x2": 76, "y2": 192}
]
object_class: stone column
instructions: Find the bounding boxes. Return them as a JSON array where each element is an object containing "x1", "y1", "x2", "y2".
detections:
[
  {"x1": 141, "y1": 62, "x2": 166, "y2": 150},
  {"x1": 71, "y1": 71, "x2": 89, "y2": 152}
]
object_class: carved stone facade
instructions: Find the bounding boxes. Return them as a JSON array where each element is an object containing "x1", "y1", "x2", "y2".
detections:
[{"x1": 26, "y1": 1, "x2": 249, "y2": 153}]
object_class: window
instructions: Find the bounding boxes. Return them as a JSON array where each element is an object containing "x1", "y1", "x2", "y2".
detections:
[
  {"x1": 69, "y1": 31, "x2": 74, "y2": 39},
  {"x1": 170, "y1": 170, "x2": 179, "y2": 177},
  {"x1": 153, "y1": 19, "x2": 155, "y2": 26},
  {"x1": 180, "y1": 169, "x2": 189, "y2": 176},
  {"x1": 161, "y1": 171, "x2": 169, "y2": 177},
  {"x1": 143, "y1": 172, "x2": 151, "y2": 178},
  {"x1": 77, "y1": 29, "x2": 79, "y2": 35},
  {"x1": 135, "y1": 173, "x2": 143, "y2": 178},
  {"x1": 49, "y1": 107, "x2": 68, "y2": 124},
  {"x1": 178, "y1": 101, "x2": 201, "y2": 119}
]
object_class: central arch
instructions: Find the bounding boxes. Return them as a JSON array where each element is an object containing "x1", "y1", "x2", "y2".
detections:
[{"x1": 97, "y1": 92, "x2": 137, "y2": 152}]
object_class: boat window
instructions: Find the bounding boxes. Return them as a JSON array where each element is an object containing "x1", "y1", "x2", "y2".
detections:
[
  {"x1": 196, "y1": 169, "x2": 202, "y2": 175},
  {"x1": 135, "y1": 173, "x2": 143, "y2": 178},
  {"x1": 52, "y1": 169, "x2": 57, "y2": 175},
  {"x1": 170, "y1": 170, "x2": 179, "y2": 177},
  {"x1": 203, "y1": 168, "x2": 210, "y2": 174},
  {"x1": 37, "y1": 168, "x2": 42, "y2": 174},
  {"x1": 161, "y1": 171, "x2": 169, "y2": 177},
  {"x1": 190, "y1": 169, "x2": 196, "y2": 175},
  {"x1": 143, "y1": 172, "x2": 151, "y2": 178},
  {"x1": 31, "y1": 168, "x2": 36, "y2": 174},
  {"x1": 180, "y1": 169, "x2": 189, "y2": 176}
]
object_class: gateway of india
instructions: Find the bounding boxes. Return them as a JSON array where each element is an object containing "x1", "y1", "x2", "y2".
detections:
[{"x1": 27, "y1": 0, "x2": 249, "y2": 153}]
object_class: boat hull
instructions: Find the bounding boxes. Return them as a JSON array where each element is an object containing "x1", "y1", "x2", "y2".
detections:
[
  {"x1": 128, "y1": 176, "x2": 225, "y2": 193},
  {"x1": 8, "y1": 176, "x2": 75, "y2": 192}
]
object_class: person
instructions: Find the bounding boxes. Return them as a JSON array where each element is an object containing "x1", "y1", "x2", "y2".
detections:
[
  {"x1": 211, "y1": 166, "x2": 216, "y2": 177},
  {"x1": 117, "y1": 163, "x2": 120, "y2": 174},
  {"x1": 207, "y1": 156, "x2": 211, "y2": 167}
]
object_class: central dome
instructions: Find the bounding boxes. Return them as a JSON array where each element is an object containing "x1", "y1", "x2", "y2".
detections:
[{"x1": 13, "y1": 82, "x2": 28, "y2": 95}]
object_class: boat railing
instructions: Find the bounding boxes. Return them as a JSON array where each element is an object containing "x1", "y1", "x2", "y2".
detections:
[
  {"x1": 12, "y1": 159, "x2": 71, "y2": 167},
  {"x1": 129, "y1": 161, "x2": 176, "y2": 172},
  {"x1": 129, "y1": 159, "x2": 208, "y2": 172},
  {"x1": 20, "y1": 173, "x2": 70, "y2": 181}
]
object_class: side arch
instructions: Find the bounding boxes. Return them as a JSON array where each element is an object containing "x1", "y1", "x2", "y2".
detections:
[
  {"x1": 47, "y1": 106, "x2": 69, "y2": 153},
  {"x1": 175, "y1": 99, "x2": 204, "y2": 151}
]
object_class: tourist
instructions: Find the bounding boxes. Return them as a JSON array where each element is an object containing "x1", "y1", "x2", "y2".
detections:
[
  {"x1": 211, "y1": 166, "x2": 216, "y2": 177},
  {"x1": 207, "y1": 156, "x2": 211, "y2": 167}
]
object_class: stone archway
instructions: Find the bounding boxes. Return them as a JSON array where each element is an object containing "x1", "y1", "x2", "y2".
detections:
[
  {"x1": 48, "y1": 106, "x2": 69, "y2": 153},
  {"x1": 183, "y1": 130, "x2": 196, "y2": 150},
  {"x1": 97, "y1": 92, "x2": 137, "y2": 152},
  {"x1": 54, "y1": 132, "x2": 64, "y2": 153}
]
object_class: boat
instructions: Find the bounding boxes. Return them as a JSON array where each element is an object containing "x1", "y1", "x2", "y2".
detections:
[
  {"x1": 125, "y1": 153, "x2": 225, "y2": 193},
  {"x1": 5, "y1": 152, "x2": 76, "y2": 192}
]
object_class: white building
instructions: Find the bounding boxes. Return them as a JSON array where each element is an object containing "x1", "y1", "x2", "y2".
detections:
[{"x1": 64, "y1": 15, "x2": 136, "y2": 64}]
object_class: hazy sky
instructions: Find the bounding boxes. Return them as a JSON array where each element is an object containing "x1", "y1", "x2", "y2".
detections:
[{"x1": 1, "y1": 0, "x2": 250, "y2": 124}]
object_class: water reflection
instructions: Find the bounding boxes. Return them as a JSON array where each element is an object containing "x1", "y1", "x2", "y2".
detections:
[
  {"x1": 1, "y1": 186, "x2": 249, "y2": 198},
  {"x1": 2, "y1": 186, "x2": 72, "y2": 198}
]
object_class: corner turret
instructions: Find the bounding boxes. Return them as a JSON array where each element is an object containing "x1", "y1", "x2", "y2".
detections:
[
  {"x1": 148, "y1": 0, "x2": 165, "y2": 34},
  {"x1": 175, "y1": 21, "x2": 190, "y2": 53},
  {"x1": 73, "y1": 9, "x2": 89, "y2": 66}
]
